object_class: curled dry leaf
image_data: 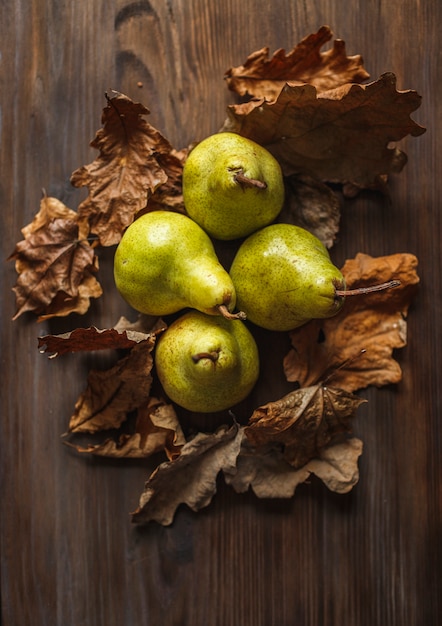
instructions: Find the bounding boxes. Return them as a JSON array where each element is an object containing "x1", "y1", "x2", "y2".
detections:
[
  {"x1": 226, "y1": 437, "x2": 363, "y2": 497},
  {"x1": 222, "y1": 72, "x2": 425, "y2": 189},
  {"x1": 278, "y1": 173, "x2": 341, "y2": 248},
  {"x1": 245, "y1": 385, "x2": 366, "y2": 469},
  {"x1": 38, "y1": 317, "x2": 166, "y2": 357},
  {"x1": 69, "y1": 398, "x2": 185, "y2": 461},
  {"x1": 69, "y1": 338, "x2": 157, "y2": 434},
  {"x1": 284, "y1": 252, "x2": 420, "y2": 391},
  {"x1": 9, "y1": 195, "x2": 101, "y2": 320},
  {"x1": 71, "y1": 91, "x2": 179, "y2": 246},
  {"x1": 113, "y1": 314, "x2": 168, "y2": 335},
  {"x1": 131, "y1": 423, "x2": 244, "y2": 525},
  {"x1": 38, "y1": 325, "x2": 151, "y2": 357},
  {"x1": 143, "y1": 148, "x2": 187, "y2": 214},
  {"x1": 20, "y1": 195, "x2": 88, "y2": 239},
  {"x1": 36, "y1": 275, "x2": 103, "y2": 322},
  {"x1": 225, "y1": 25, "x2": 369, "y2": 100}
]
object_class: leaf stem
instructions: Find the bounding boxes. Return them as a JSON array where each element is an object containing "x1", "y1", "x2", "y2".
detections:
[{"x1": 322, "y1": 349, "x2": 367, "y2": 385}]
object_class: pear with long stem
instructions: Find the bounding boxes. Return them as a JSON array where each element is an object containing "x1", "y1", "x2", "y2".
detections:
[{"x1": 229, "y1": 223, "x2": 400, "y2": 332}]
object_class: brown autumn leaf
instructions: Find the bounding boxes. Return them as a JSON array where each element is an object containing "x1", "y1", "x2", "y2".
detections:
[
  {"x1": 113, "y1": 313, "x2": 167, "y2": 335},
  {"x1": 131, "y1": 423, "x2": 244, "y2": 525},
  {"x1": 71, "y1": 91, "x2": 178, "y2": 246},
  {"x1": 38, "y1": 317, "x2": 166, "y2": 357},
  {"x1": 245, "y1": 385, "x2": 366, "y2": 468},
  {"x1": 226, "y1": 437, "x2": 363, "y2": 497},
  {"x1": 278, "y1": 173, "x2": 341, "y2": 248},
  {"x1": 284, "y1": 252, "x2": 420, "y2": 392},
  {"x1": 36, "y1": 275, "x2": 104, "y2": 322},
  {"x1": 130, "y1": 422, "x2": 362, "y2": 524},
  {"x1": 225, "y1": 25, "x2": 369, "y2": 101},
  {"x1": 70, "y1": 398, "x2": 185, "y2": 461},
  {"x1": 20, "y1": 195, "x2": 88, "y2": 239},
  {"x1": 222, "y1": 72, "x2": 426, "y2": 189},
  {"x1": 9, "y1": 201, "x2": 102, "y2": 320},
  {"x1": 68, "y1": 338, "x2": 157, "y2": 434},
  {"x1": 38, "y1": 326, "x2": 148, "y2": 357},
  {"x1": 143, "y1": 148, "x2": 187, "y2": 214}
]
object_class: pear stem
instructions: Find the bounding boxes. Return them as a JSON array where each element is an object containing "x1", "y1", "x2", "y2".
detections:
[
  {"x1": 335, "y1": 280, "x2": 401, "y2": 298},
  {"x1": 217, "y1": 304, "x2": 247, "y2": 321},
  {"x1": 192, "y1": 351, "x2": 219, "y2": 363},
  {"x1": 233, "y1": 170, "x2": 267, "y2": 190}
]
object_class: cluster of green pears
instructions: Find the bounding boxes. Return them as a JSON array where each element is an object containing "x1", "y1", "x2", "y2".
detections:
[{"x1": 113, "y1": 132, "x2": 347, "y2": 413}]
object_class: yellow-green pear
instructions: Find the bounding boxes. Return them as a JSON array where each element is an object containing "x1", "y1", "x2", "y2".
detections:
[
  {"x1": 229, "y1": 223, "x2": 346, "y2": 331},
  {"x1": 114, "y1": 211, "x2": 244, "y2": 319},
  {"x1": 182, "y1": 132, "x2": 284, "y2": 240},
  {"x1": 155, "y1": 311, "x2": 259, "y2": 413}
]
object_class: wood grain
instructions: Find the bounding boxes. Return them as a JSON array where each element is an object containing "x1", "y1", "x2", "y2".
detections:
[{"x1": 1, "y1": 1, "x2": 441, "y2": 624}]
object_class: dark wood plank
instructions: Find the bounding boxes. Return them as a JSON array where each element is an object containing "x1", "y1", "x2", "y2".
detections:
[{"x1": 2, "y1": 1, "x2": 441, "y2": 624}]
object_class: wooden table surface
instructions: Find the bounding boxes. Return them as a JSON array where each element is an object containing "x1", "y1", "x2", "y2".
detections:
[{"x1": 2, "y1": 1, "x2": 441, "y2": 624}]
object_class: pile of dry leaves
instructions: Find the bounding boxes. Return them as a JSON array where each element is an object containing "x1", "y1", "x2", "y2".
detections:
[{"x1": 9, "y1": 26, "x2": 424, "y2": 525}]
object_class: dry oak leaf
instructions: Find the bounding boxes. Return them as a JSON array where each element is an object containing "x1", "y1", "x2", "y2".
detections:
[
  {"x1": 38, "y1": 326, "x2": 148, "y2": 357},
  {"x1": 71, "y1": 91, "x2": 177, "y2": 246},
  {"x1": 68, "y1": 338, "x2": 157, "y2": 434},
  {"x1": 20, "y1": 195, "x2": 88, "y2": 239},
  {"x1": 70, "y1": 398, "x2": 185, "y2": 461},
  {"x1": 38, "y1": 317, "x2": 166, "y2": 357},
  {"x1": 222, "y1": 72, "x2": 425, "y2": 189},
  {"x1": 36, "y1": 274, "x2": 103, "y2": 322},
  {"x1": 245, "y1": 385, "x2": 366, "y2": 469},
  {"x1": 225, "y1": 25, "x2": 369, "y2": 101},
  {"x1": 226, "y1": 437, "x2": 363, "y2": 497},
  {"x1": 9, "y1": 209, "x2": 101, "y2": 321},
  {"x1": 284, "y1": 252, "x2": 420, "y2": 392},
  {"x1": 143, "y1": 148, "x2": 187, "y2": 214},
  {"x1": 131, "y1": 423, "x2": 244, "y2": 525}
]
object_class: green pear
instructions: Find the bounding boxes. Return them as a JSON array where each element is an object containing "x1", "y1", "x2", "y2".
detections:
[
  {"x1": 155, "y1": 311, "x2": 259, "y2": 413},
  {"x1": 182, "y1": 132, "x2": 285, "y2": 240},
  {"x1": 229, "y1": 223, "x2": 346, "y2": 331},
  {"x1": 113, "y1": 211, "x2": 244, "y2": 319}
]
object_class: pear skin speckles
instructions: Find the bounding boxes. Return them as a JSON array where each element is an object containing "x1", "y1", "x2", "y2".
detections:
[
  {"x1": 113, "y1": 211, "x2": 237, "y2": 317},
  {"x1": 155, "y1": 311, "x2": 260, "y2": 412},
  {"x1": 230, "y1": 223, "x2": 345, "y2": 331},
  {"x1": 182, "y1": 132, "x2": 284, "y2": 240}
]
